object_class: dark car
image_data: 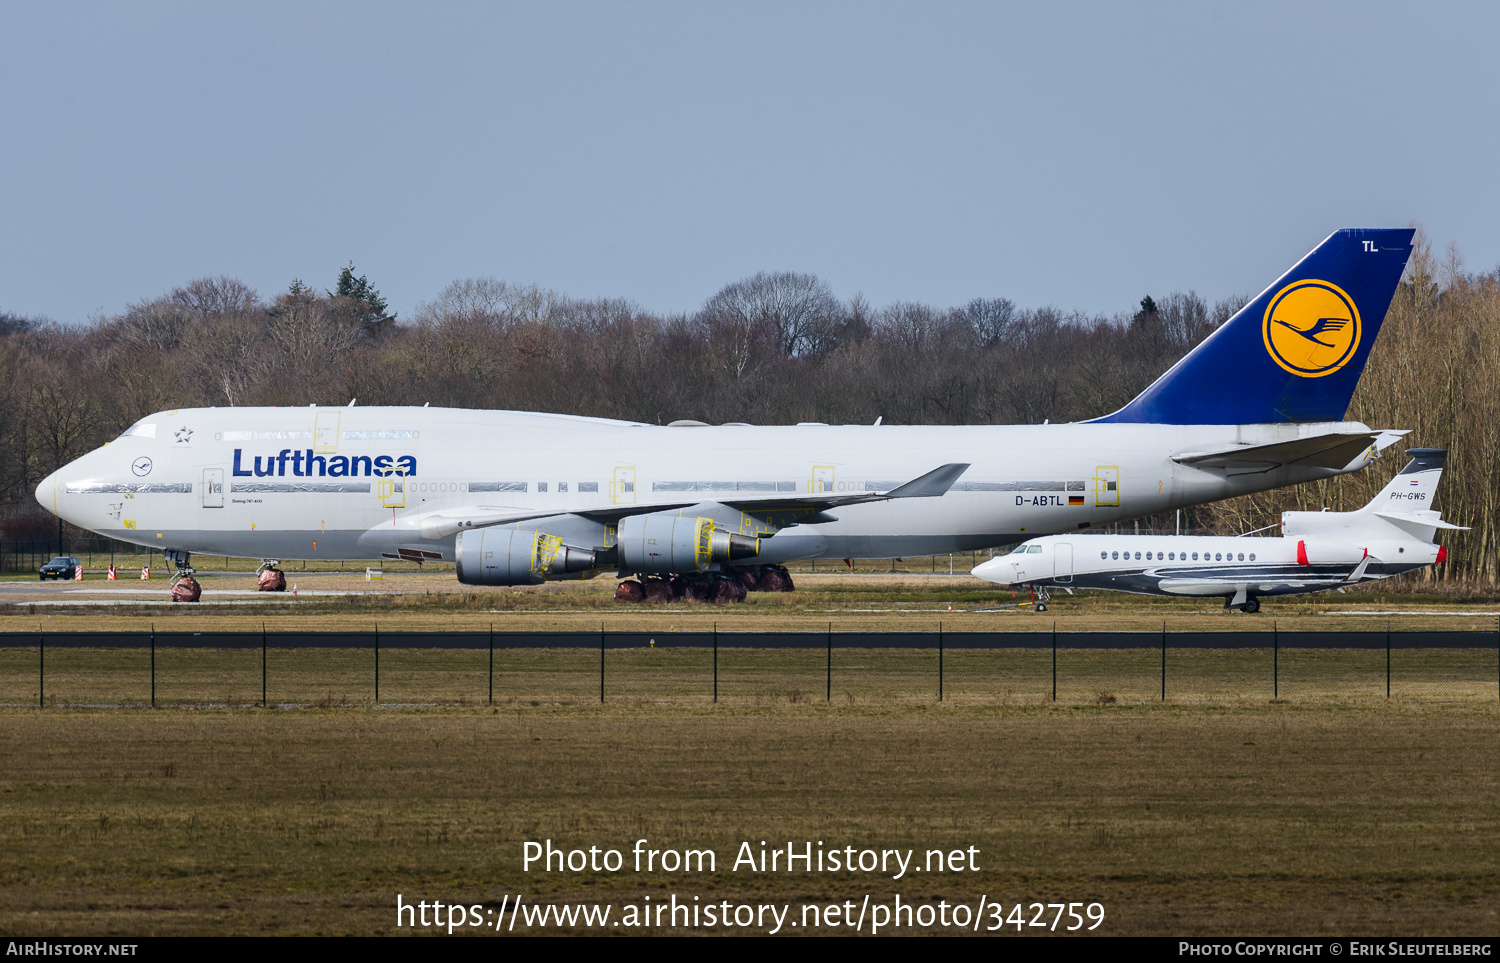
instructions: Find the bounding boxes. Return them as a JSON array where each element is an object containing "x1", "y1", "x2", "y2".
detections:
[{"x1": 39, "y1": 556, "x2": 81, "y2": 581}]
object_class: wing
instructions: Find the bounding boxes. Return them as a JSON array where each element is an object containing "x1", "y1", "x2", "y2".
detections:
[{"x1": 414, "y1": 463, "x2": 971, "y2": 541}]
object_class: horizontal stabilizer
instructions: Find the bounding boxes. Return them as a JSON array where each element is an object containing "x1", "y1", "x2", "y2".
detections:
[
  {"x1": 1172, "y1": 432, "x2": 1378, "y2": 474},
  {"x1": 1373, "y1": 511, "x2": 1468, "y2": 532}
]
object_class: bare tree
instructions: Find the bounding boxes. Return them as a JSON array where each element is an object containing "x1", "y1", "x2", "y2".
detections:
[
  {"x1": 169, "y1": 276, "x2": 261, "y2": 316},
  {"x1": 958, "y1": 297, "x2": 1017, "y2": 347},
  {"x1": 700, "y1": 271, "x2": 843, "y2": 357},
  {"x1": 416, "y1": 277, "x2": 567, "y2": 329}
]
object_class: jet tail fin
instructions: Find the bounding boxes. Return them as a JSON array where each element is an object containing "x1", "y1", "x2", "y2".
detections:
[
  {"x1": 1362, "y1": 449, "x2": 1468, "y2": 543},
  {"x1": 1095, "y1": 229, "x2": 1414, "y2": 424},
  {"x1": 1362, "y1": 448, "x2": 1447, "y2": 511}
]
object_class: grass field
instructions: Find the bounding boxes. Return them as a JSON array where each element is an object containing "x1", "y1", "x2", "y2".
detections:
[
  {"x1": 1, "y1": 702, "x2": 1497, "y2": 936},
  {"x1": 3, "y1": 572, "x2": 1497, "y2": 937}
]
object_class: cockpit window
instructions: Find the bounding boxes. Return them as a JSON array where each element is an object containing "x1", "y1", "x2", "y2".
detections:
[
  {"x1": 1010, "y1": 544, "x2": 1029, "y2": 554},
  {"x1": 1027, "y1": 545, "x2": 1043, "y2": 554},
  {"x1": 120, "y1": 422, "x2": 157, "y2": 439}
]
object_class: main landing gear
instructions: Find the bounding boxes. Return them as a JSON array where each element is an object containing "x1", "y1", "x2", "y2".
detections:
[
  {"x1": 256, "y1": 559, "x2": 287, "y2": 592},
  {"x1": 613, "y1": 565, "x2": 797, "y2": 604}
]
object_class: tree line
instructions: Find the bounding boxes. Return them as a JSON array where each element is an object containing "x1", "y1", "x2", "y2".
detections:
[{"x1": 3, "y1": 232, "x2": 1496, "y2": 589}]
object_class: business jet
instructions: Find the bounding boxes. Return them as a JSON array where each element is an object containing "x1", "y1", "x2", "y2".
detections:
[
  {"x1": 35, "y1": 229, "x2": 1414, "y2": 598},
  {"x1": 971, "y1": 449, "x2": 1460, "y2": 612}
]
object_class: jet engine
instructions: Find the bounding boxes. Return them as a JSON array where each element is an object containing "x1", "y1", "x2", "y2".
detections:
[
  {"x1": 1293, "y1": 538, "x2": 1367, "y2": 566},
  {"x1": 455, "y1": 529, "x2": 605, "y2": 586},
  {"x1": 616, "y1": 513, "x2": 759, "y2": 574}
]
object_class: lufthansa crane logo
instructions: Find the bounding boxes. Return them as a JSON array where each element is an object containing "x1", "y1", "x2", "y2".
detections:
[{"x1": 1262, "y1": 279, "x2": 1361, "y2": 378}]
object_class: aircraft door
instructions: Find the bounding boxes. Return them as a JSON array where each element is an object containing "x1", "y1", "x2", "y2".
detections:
[
  {"x1": 378, "y1": 467, "x2": 406, "y2": 508},
  {"x1": 810, "y1": 466, "x2": 835, "y2": 494},
  {"x1": 611, "y1": 467, "x2": 636, "y2": 505},
  {"x1": 202, "y1": 468, "x2": 224, "y2": 508},
  {"x1": 314, "y1": 412, "x2": 341, "y2": 453},
  {"x1": 1093, "y1": 466, "x2": 1120, "y2": 507},
  {"x1": 1054, "y1": 543, "x2": 1073, "y2": 582}
]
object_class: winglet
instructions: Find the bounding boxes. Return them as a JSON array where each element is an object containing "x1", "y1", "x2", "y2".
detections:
[{"x1": 884, "y1": 463, "x2": 970, "y2": 498}]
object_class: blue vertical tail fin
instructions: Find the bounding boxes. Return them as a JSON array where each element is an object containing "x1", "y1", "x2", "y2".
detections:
[{"x1": 1095, "y1": 228, "x2": 1414, "y2": 424}]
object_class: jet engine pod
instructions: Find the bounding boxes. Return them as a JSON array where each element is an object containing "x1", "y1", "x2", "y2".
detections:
[
  {"x1": 456, "y1": 528, "x2": 608, "y2": 586},
  {"x1": 1295, "y1": 538, "x2": 1366, "y2": 567},
  {"x1": 616, "y1": 513, "x2": 759, "y2": 574}
]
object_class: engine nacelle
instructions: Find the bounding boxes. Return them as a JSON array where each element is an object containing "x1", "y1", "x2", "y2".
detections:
[
  {"x1": 455, "y1": 529, "x2": 604, "y2": 586},
  {"x1": 1294, "y1": 537, "x2": 1366, "y2": 566},
  {"x1": 616, "y1": 513, "x2": 759, "y2": 574}
]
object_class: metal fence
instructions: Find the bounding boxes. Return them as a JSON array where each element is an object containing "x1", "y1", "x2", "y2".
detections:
[
  {"x1": 3, "y1": 624, "x2": 1498, "y2": 707},
  {"x1": 0, "y1": 537, "x2": 154, "y2": 574}
]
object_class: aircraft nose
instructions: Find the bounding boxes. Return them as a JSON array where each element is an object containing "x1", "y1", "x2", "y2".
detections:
[{"x1": 35, "y1": 469, "x2": 59, "y2": 515}]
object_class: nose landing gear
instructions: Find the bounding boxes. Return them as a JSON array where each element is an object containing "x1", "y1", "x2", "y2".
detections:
[{"x1": 165, "y1": 549, "x2": 201, "y2": 602}]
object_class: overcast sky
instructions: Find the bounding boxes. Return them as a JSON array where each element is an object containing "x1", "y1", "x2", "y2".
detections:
[{"x1": 2, "y1": 2, "x2": 1496, "y2": 324}]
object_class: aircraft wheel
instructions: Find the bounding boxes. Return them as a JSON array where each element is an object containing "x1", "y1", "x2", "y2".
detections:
[
  {"x1": 1244, "y1": 598, "x2": 1260, "y2": 614},
  {"x1": 1035, "y1": 602, "x2": 1047, "y2": 612}
]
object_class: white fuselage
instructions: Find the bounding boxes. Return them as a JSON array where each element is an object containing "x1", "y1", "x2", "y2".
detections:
[
  {"x1": 973, "y1": 530, "x2": 1436, "y2": 599},
  {"x1": 37, "y1": 407, "x2": 1385, "y2": 566}
]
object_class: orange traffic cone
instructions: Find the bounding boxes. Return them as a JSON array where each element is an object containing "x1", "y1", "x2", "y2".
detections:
[
  {"x1": 74, "y1": 564, "x2": 83, "y2": 581},
  {"x1": 107, "y1": 565, "x2": 116, "y2": 580},
  {"x1": 140, "y1": 565, "x2": 150, "y2": 580}
]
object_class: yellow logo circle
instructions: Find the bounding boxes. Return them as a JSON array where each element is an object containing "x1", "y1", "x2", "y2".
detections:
[{"x1": 1262, "y1": 279, "x2": 1361, "y2": 378}]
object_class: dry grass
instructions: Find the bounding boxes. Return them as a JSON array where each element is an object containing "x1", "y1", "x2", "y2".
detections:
[
  {"x1": 4, "y1": 645, "x2": 1497, "y2": 709},
  {"x1": 0, "y1": 702, "x2": 1498, "y2": 936},
  {"x1": 5, "y1": 569, "x2": 1500, "y2": 635}
]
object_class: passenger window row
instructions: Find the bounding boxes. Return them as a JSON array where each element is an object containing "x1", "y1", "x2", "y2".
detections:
[{"x1": 1100, "y1": 550, "x2": 1256, "y2": 562}]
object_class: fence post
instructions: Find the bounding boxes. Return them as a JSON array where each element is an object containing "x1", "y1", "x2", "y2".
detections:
[
  {"x1": 599, "y1": 624, "x2": 605, "y2": 704},
  {"x1": 488, "y1": 623, "x2": 494, "y2": 706},
  {"x1": 150, "y1": 623, "x2": 156, "y2": 708},
  {"x1": 712, "y1": 621, "x2": 718, "y2": 704},
  {"x1": 261, "y1": 622, "x2": 267, "y2": 708},
  {"x1": 1158, "y1": 620, "x2": 1166, "y2": 702},
  {"x1": 1386, "y1": 617, "x2": 1391, "y2": 699},
  {"x1": 938, "y1": 620, "x2": 944, "y2": 702},
  {"x1": 1051, "y1": 619, "x2": 1057, "y2": 702},
  {"x1": 38, "y1": 626, "x2": 43, "y2": 709},
  {"x1": 374, "y1": 623, "x2": 380, "y2": 705},
  {"x1": 1273, "y1": 620, "x2": 1279, "y2": 700},
  {"x1": 826, "y1": 622, "x2": 832, "y2": 703}
]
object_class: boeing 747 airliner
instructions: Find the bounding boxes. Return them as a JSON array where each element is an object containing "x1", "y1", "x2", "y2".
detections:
[{"x1": 35, "y1": 229, "x2": 1416, "y2": 597}]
